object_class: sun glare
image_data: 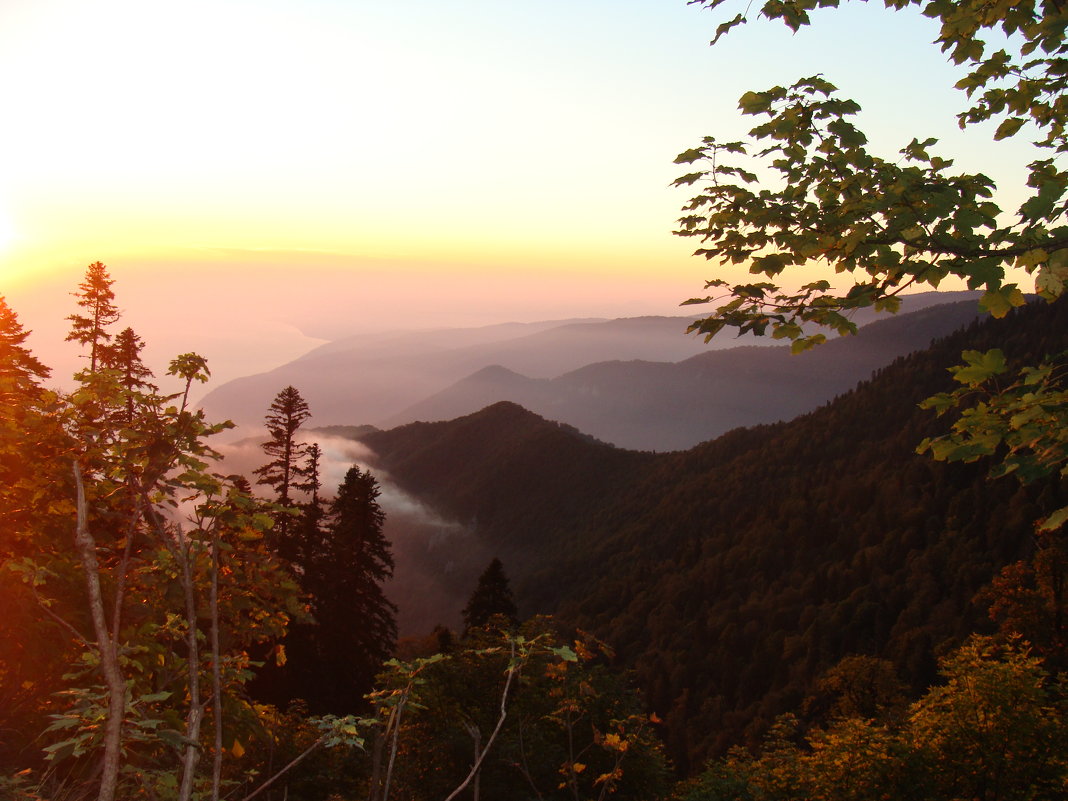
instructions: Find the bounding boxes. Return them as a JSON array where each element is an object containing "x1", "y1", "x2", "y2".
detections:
[{"x1": 0, "y1": 211, "x2": 15, "y2": 253}]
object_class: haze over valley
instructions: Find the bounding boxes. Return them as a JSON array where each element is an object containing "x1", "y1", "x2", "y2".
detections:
[{"x1": 5, "y1": 0, "x2": 1068, "y2": 797}]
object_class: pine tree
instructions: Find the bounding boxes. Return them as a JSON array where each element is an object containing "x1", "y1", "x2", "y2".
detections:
[
  {"x1": 294, "y1": 442, "x2": 326, "y2": 569},
  {"x1": 299, "y1": 441, "x2": 323, "y2": 507},
  {"x1": 100, "y1": 327, "x2": 157, "y2": 423},
  {"x1": 254, "y1": 386, "x2": 311, "y2": 543},
  {"x1": 462, "y1": 558, "x2": 518, "y2": 632},
  {"x1": 0, "y1": 295, "x2": 50, "y2": 397},
  {"x1": 301, "y1": 465, "x2": 398, "y2": 711},
  {"x1": 66, "y1": 261, "x2": 120, "y2": 372}
]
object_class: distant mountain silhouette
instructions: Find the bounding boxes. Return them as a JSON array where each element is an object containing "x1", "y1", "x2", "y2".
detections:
[
  {"x1": 352, "y1": 296, "x2": 1068, "y2": 770},
  {"x1": 199, "y1": 315, "x2": 749, "y2": 429},
  {"x1": 200, "y1": 291, "x2": 980, "y2": 446},
  {"x1": 385, "y1": 298, "x2": 985, "y2": 449}
]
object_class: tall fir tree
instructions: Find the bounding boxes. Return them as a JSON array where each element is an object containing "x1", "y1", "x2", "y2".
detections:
[
  {"x1": 100, "y1": 326, "x2": 157, "y2": 424},
  {"x1": 462, "y1": 558, "x2": 518, "y2": 632},
  {"x1": 300, "y1": 441, "x2": 323, "y2": 508},
  {"x1": 65, "y1": 261, "x2": 120, "y2": 373},
  {"x1": 0, "y1": 295, "x2": 50, "y2": 397},
  {"x1": 254, "y1": 385, "x2": 312, "y2": 546},
  {"x1": 304, "y1": 465, "x2": 398, "y2": 711},
  {"x1": 294, "y1": 441, "x2": 326, "y2": 569}
]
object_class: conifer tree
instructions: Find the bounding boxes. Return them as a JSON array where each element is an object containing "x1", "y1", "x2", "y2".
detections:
[
  {"x1": 294, "y1": 441, "x2": 326, "y2": 569},
  {"x1": 300, "y1": 441, "x2": 323, "y2": 508},
  {"x1": 462, "y1": 558, "x2": 518, "y2": 632},
  {"x1": 100, "y1": 326, "x2": 157, "y2": 423},
  {"x1": 302, "y1": 465, "x2": 398, "y2": 711},
  {"x1": 0, "y1": 295, "x2": 50, "y2": 396},
  {"x1": 66, "y1": 261, "x2": 120, "y2": 372},
  {"x1": 254, "y1": 386, "x2": 311, "y2": 544}
]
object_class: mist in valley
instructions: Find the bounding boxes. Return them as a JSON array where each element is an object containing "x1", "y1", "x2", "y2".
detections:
[{"x1": 214, "y1": 430, "x2": 486, "y2": 636}]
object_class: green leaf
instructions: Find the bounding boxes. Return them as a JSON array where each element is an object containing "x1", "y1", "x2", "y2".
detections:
[
  {"x1": 951, "y1": 349, "x2": 1008, "y2": 385},
  {"x1": 43, "y1": 740, "x2": 78, "y2": 763},
  {"x1": 993, "y1": 116, "x2": 1026, "y2": 140},
  {"x1": 978, "y1": 287, "x2": 1026, "y2": 318},
  {"x1": 1037, "y1": 504, "x2": 1068, "y2": 532},
  {"x1": 738, "y1": 91, "x2": 772, "y2": 115},
  {"x1": 158, "y1": 728, "x2": 197, "y2": 751},
  {"x1": 551, "y1": 645, "x2": 579, "y2": 662},
  {"x1": 710, "y1": 13, "x2": 745, "y2": 46}
]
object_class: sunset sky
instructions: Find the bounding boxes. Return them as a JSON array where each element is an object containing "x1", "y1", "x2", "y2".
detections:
[{"x1": 0, "y1": 0, "x2": 1041, "y2": 387}]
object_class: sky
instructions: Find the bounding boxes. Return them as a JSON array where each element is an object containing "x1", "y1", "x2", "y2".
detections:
[{"x1": 0, "y1": 0, "x2": 1043, "y2": 387}]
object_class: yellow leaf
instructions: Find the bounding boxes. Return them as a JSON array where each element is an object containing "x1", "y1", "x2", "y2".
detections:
[{"x1": 231, "y1": 739, "x2": 245, "y2": 758}]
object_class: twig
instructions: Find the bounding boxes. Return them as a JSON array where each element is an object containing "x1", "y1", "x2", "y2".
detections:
[
  {"x1": 240, "y1": 738, "x2": 323, "y2": 801},
  {"x1": 442, "y1": 641, "x2": 520, "y2": 801}
]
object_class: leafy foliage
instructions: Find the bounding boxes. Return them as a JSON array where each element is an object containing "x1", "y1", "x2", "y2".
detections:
[
  {"x1": 682, "y1": 636, "x2": 1068, "y2": 801},
  {"x1": 1, "y1": 280, "x2": 306, "y2": 800},
  {"x1": 677, "y1": 0, "x2": 1068, "y2": 532},
  {"x1": 374, "y1": 619, "x2": 669, "y2": 801},
  {"x1": 679, "y1": 1, "x2": 1068, "y2": 338},
  {"x1": 919, "y1": 347, "x2": 1068, "y2": 530}
]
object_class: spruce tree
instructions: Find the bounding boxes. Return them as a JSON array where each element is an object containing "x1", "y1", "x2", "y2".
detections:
[
  {"x1": 0, "y1": 295, "x2": 50, "y2": 396},
  {"x1": 100, "y1": 327, "x2": 157, "y2": 424},
  {"x1": 462, "y1": 558, "x2": 518, "y2": 632},
  {"x1": 66, "y1": 261, "x2": 120, "y2": 372},
  {"x1": 294, "y1": 441, "x2": 326, "y2": 569},
  {"x1": 254, "y1": 386, "x2": 311, "y2": 545},
  {"x1": 302, "y1": 465, "x2": 398, "y2": 711},
  {"x1": 300, "y1": 441, "x2": 323, "y2": 508}
]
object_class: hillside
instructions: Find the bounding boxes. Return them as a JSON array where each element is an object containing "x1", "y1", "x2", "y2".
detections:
[{"x1": 353, "y1": 297, "x2": 1068, "y2": 771}]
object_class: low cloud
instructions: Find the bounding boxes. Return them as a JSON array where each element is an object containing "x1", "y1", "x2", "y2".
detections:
[{"x1": 213, "y1": 428, "x2": 481, "y2": 636}]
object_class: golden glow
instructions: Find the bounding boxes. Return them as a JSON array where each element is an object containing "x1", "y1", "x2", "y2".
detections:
[
  {"x1": 1, "y1": 0, "x2": 1044, "y2": 391},
  {"x1": 0, "y1": 208, "x2": 15, "y2": 255}
]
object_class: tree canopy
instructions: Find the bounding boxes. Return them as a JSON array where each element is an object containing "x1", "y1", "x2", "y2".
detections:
[
  {"x1": 678, "y1": 1, "x2": 1068, "y2": 347},
  {"x1": 678, "y1": 0, "x2": 1068, "y2": 530}
]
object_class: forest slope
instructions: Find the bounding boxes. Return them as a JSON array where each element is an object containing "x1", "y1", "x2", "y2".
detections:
[{"x1": 355, "y1": 298, "x2": 1068, "y2": 771}]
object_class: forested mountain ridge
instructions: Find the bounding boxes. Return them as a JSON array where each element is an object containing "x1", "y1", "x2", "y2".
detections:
[
  {"x1": 359, "y1": 401, "x2": 655, "y2": 567},
  {"x1": 385, "y1": 298, "x2": 986, "y2": 449},
  {"x1": 353, "y1": 297, "x2": 1068, "y2": 771}
]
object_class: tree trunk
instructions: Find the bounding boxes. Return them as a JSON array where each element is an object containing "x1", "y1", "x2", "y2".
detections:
[
  {"x1": 211, "y1": 529, "x2": 224, "y2": 801},
  {"x1": 367, "y1": 731, "x2": 385, "y2": 801},
  {"x1": 73, "y1": 463, "x2": 125, "y2": 801},
  {"x1": 175, "y1": 527, "x2": 205, "y2": 801}
]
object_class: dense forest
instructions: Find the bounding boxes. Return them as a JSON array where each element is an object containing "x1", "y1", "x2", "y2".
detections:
[{"x1": 356, "y1": 297, "x2": 1068, "y2": 772}]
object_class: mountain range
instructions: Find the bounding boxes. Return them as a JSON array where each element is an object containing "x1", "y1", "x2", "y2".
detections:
[
  {"x1": 201, "y1": 290, "x2": 981, "y2": 450},
  {"x1": 382, "y1": 298, "x2": 986, "y2": 449}
]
